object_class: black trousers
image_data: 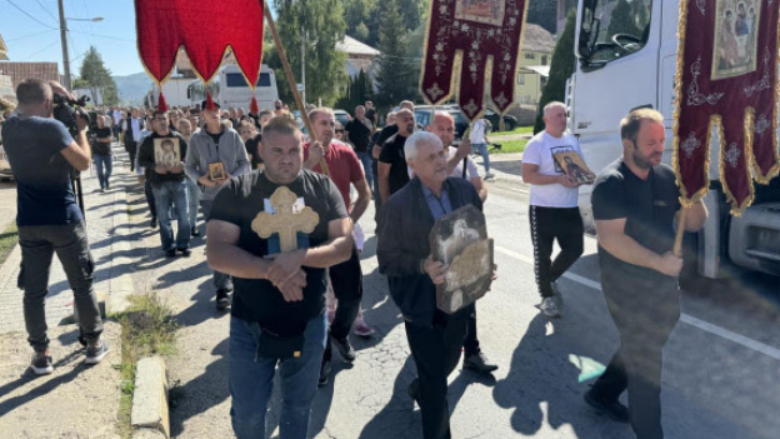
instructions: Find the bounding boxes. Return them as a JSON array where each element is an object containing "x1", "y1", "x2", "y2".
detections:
[
  {"x1": 406, "y1": 310, "x2": 469, "y2": 439},
  {"x1": 591, "y1": 273, "x2": 680, "y2": 439},
  {"x1": 463, "y1": 303, "x2": 480, "y2": 356},
  {"x1": 323, "y1": 245, "x2": 363, "y2": 362},
  {"x1": 125, "y1": 141, "x2": 137, "y2": 172},
  {"x1": 144, "y1": 178, "x2": 158, "y2": 218},
  {"x1": 529, "y1": 206, "x2": 584, "y2": 298}
]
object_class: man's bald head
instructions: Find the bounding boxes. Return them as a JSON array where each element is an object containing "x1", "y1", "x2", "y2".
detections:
[
  {"x1": 427, "y1": 112, "x2": 456, "y2": 147},
  {"x1": 396, "y1": 109, "x2": 415, "y2": 136}
]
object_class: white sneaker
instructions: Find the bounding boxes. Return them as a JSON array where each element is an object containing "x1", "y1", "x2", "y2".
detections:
[{"x1": 539, "y1": 297, "x2": 561, "y2": 318}]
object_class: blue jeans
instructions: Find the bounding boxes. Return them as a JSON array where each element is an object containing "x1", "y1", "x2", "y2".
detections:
[
  {"x1": 152, "y1": 180, "x2": 191, "y2": 251},
  {"x1": 200, "y1": 199, "x2": 233, "y2": 291},
  {"x1": 229, "y1": 314, "x2": 327, "y2": 439},
  {"x1": 357, "y1": 151, "x2": 373, "y2": 187},
  {"x1": 471, "y1": 143, "x2": 491, "y2": 174},
  {"x1": 93, "y1": 154, "x2": 113, "y2": 189},
  {"x1": 187, "y1": 179, "x2": 200, "y2": 228}
]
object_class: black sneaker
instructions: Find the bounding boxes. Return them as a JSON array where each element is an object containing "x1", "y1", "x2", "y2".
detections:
[
  {"x1": 330, "y1": 335, "x2": 356, "y2": 363},
  {"x1": 191, "y1": 227, "x2": 201, "y2": 237},
  {"x1": 85, "y1": 340, "x2": 110, "y2": 365},
  {"x1": 584, "y1": 388, "x2": 630, "y2": 424},
  {"x1": 319, "y1": 359, "x2": 332, "y2": 387},
  {"x1": 177, "y1": 247, "x2": 191, "y2": 257},
  {"x1": 165, "y1": 248, "x2": 177, "y2": 258},
  {"x1": 463, "y1": 352, "x2": 499, "y2": 374},
  {"x1": 216, "y1": 289, "x2": 231, "y2": 310},
  {"x1": 30, "y1": 352, "x2": 54, "y2": 375},
  {"x1": 150, "y1": 217, "x2": 158, "y2": 229}
]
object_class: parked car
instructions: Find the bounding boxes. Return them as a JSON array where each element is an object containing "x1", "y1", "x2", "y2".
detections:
[
  {"x1": 483, "y1": 108, "x2": 518, "y2": 132},
  {"x1": 333, "y1": 109, "x2": 351, "y2": 128}
]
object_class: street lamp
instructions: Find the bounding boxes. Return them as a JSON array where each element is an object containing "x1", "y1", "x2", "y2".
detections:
[{"x1": 57, "y1": 0, "x2": 104, "y2": 89}]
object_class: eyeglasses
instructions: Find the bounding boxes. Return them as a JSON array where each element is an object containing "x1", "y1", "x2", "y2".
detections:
[{"x1": 335, "y1": 129, "x2": 345, "y2": 133}]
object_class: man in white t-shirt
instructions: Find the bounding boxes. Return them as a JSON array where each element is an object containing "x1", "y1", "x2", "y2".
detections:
[
  {"x1": 521, "y1": 101, "x2": 585, "y2": 318},
  {"x1": 469, "y1": 118, "x2": 494, "y2": 180}
]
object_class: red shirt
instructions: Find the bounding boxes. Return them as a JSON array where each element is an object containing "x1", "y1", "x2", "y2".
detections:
[{"x1": 303, "y1": 140, "x2": 365, "y2": 212}]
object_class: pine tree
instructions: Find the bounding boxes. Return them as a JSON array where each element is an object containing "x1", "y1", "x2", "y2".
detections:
[
  {"x1": 77, "y1": 46, "x2": 119, "y2": 105},
  {"x1": 374, "y1": 2, "x2": 417, "y2": 108},
  {"x1": 534, "y1": 9, "x2": 577, "y2": 134},
  {"x1": 275, "y1": 0, "x2": 347, "y2": 106}
]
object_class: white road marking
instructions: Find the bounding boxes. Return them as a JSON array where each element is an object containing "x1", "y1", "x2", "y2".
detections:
[{"x1": 495, "y1": 245, "x2": 780, "y2": 361}]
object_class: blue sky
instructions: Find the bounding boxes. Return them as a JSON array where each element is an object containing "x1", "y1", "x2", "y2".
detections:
[{"x1": 1, "y1": 0, "x2": 275, "y2": 77}]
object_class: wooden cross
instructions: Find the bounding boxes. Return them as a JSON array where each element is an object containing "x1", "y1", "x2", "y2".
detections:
[{"x1": 251, "y1": 186, "x2": 319, "y2": 252}]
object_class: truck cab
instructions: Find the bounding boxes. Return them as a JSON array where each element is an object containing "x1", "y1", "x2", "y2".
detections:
[{"x1": 569, "y1": 0, "x2": 780, "y2": 277}]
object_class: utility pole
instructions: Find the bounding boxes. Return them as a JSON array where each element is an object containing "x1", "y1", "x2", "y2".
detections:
[{"x1": 57, "y1": 0, "x2": 71, "y2": 90}]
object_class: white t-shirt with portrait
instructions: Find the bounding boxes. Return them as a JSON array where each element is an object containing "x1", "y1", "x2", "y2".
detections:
[{"x1": 523, "y1": 131, "x2": 582, "y2": 208}]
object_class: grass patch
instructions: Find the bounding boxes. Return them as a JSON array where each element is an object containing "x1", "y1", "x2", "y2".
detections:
[
  {"x1": 492, "y1": 125, "x2": 533, "y2": 136},
  {"x1": 0, "y1": 222, "x2": 19, "y2": 266},
  {"x1": 491, "y1": 139, "x2": 528, "y2": 154},
  {"x1": 114, "y1": 293, "x2": 178, "y2": 439}
]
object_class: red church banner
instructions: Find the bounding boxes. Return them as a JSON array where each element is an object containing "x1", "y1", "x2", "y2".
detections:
[
  {"x1": 420, "y1": 0, "x2": 528, "y2": 121},
  {"x1": 134, "y1": 0, "x2": 264, "y2": 109},
  {"x1": 674, "y1": 0, "x2": 780, "y2": 215}
]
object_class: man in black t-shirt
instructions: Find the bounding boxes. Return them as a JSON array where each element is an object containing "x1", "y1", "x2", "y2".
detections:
[
  {"x1": 344, "y1": 105, "x2": 374, "y2": 187},
  {"x1": 378, "y1": 108, "x2": 416, "y2": 203},
  {"x1": 365, "y1": 100, "x2": 378, "y2": 126},
  {"x1": 92, "y1": 115, "x2": 114, "y2": 192},
  {"x1": 245, "y1": 109, "x2": 273, "y2": 169},
  {"x1": 206, "y1": 116, "x2": 352, "y2": 439},
  {"x1": 586, "y1": 109, "x2": 707, "y2": 438},
  {"x1": 138, "y1": 110, "x2": 191, "y2": 257}
]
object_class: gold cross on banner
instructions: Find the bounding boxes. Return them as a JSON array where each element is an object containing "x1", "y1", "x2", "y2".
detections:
[{"x1": 251, "y1": 186, "x2": 319, "y2": 252}]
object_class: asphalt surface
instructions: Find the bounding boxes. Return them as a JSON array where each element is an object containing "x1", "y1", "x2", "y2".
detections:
[{"x1": 124, "y1": 175, "x2": 780, "y2": 439}]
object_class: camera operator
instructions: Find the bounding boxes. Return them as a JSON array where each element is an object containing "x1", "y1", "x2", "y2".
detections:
[{"x1": 1, "y1": 79, "x2": 108, "y2": 375}]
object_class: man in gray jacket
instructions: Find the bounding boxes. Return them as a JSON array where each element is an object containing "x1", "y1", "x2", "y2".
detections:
[{"x1": 185, "y1": 100, "x2": 250, "y2": 310}]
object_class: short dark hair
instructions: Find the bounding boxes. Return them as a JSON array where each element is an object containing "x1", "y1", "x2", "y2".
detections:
[
  {"x1": 262, "y1": 116, "x2": 301, "y2": 138},
  {"x1": 153, "y1": 110, "x2": 169, "y2": 118},
  {"x1": 258, "y1": 109, "x2": 273, "y2": 118},
  {"x1": 620, "y1": 108, "x2": 664, "y2": 142},
  {"x1": 16, "y1": 79, "x2": 51, "y2": 106}
]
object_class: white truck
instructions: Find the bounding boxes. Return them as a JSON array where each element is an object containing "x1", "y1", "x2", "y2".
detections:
[
  {"x1": 218, "y1": 64, "x2": 279, "y2": 110},
  {"x1": 568, "y1": 0, "x2": 780, "y2": 277}
]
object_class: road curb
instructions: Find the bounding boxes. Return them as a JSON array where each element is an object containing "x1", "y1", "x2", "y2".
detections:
[
  {"x1": 108, "y1": 160, "x2": 136, "y2": 315},
  {"x1": 131, "y1": 356, "x2": 170, "y2": 439}
]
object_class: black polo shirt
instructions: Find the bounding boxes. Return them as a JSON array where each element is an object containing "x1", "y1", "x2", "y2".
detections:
[
  {"x1": 378, "y1": 133, "x2": 410, "y2": 198},
  {"x1": 592, "y1": 159, "x2": 680, "y2": 283},
  {"x1": 209, "y1": 169, "x2": 347, "y2": 336},
  {"x1": 344, "y1": 118, "x2": 372, "y2": 152}
]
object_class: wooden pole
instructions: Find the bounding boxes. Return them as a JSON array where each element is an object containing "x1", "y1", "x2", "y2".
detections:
[
  {"x1": 673, "y1": 207, "x2": 688, "y2": 257},
  {"x1": 262, "y1": 0, "x2": 329, "y2": 174}
]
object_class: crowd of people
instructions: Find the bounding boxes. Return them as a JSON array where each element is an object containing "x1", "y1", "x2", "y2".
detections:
[{"x1": 0, "y1": 78, "x2": 708, "y2": 439}]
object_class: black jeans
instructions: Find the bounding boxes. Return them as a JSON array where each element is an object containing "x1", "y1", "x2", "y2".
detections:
[
  {"x1": 591, "y1": 272, "x2": 680, "y2": 439},
  {"x1": 529, "y1": 206, "x2": 584, "y2": 298},
  {"x1": 323, "y1": 245, "x2": 363, "y2": 362},
  {"x1": 125, "y1": 141, "x2": 137, "y2": 172},
  {"x1": 463, "y1": 303, "x2": 480, "y2": 356},
  {"x1": 406, "y1": 310, "x2": 469, "y2": 439},
  {"x1": 18, "y1": 221, "x2": 103, "y2": 352},
  {"x1": 144, "y1": 178, "x2": 157, "y2": 218}
]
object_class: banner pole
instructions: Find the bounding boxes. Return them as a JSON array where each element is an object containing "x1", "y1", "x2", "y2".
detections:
[{"x1": 673, "y1": 207, "x2": 688, "y2": 257}]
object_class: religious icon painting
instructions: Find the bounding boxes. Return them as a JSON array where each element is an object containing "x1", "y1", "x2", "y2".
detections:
[
  {"x1": 551, "y1": 148, "x2": 596, "y2": 185},
  {"x1": 712, "y1": 0, "x2": 761, "y2": 80},
  {"x1": 208, "y1": 162, "x2": 226, "y2": 181},
  {"x1": 430, "y1": 205, "x2": 495, "y2": 314},
  {"x1": 154, "y1": 137, "x2": 181, "y2": 167},
  {"x1": 455, "y1": 0, "x2": 506, "y2": 26}
]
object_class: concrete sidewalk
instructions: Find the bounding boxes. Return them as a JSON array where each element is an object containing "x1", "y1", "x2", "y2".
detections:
[{"x1": 0, "y1": 144, "x2": 136, "y2": 439}]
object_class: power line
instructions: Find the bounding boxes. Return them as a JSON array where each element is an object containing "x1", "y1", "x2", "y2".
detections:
[
  {"x1": 68, "y1": 29, "x2": 135, "y2": 43},
  {"x1": 5, "y1": 30, "x2": 58, "y2": 42},
  {"x1": 33, "y1": 0, "x2": 58, "y2": 23},
  {"x1": 22, "y1": 40, "x2": 60, "y2": 61},
  {"x1": 4, "y1": 0, "x2": 59, "y2": 30}
]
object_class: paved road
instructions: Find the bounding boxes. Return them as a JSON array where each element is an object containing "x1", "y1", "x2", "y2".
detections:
[{"x1": 125, "y1": 177, "x2": 779, "y2": 439}]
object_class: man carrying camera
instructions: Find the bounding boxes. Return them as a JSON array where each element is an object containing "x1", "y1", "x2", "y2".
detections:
[{"x1": 1, "y1": 79, "x2": 108, "y2": 375}]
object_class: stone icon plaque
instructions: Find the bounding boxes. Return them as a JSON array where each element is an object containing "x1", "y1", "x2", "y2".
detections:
[{"x1": 430, "y1": 205, "x2": 494, "y2": 314}]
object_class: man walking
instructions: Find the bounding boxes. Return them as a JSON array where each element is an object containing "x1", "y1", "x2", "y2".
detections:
[
  {"x1": 122, "y1": 107, "x2": 144, "y2": 172},
  {"x1": 522, "y1": 102, "x2": 584, "y2": 318},
  {"x1": 302, "y1": 108, "x2": 373, "y2": 385},
  {"x1": 427, "y1": 112, "x2": 497, "y2": 375},
  {"x1": 344, "y1": 105, "x2": 375, "y2": 187},
  {"x1": 206, "y1": 116, "x2": 352, "y2": 439},
  {"x1": 377, "y1": 108, "x2": 416, "y2": 203},
  {"x1": 469, "y1": 117, "x2": 494, "y2": 180},
  {"x1": 138, "y1": 110, "x2": 191, "y2": 257},
  {"x1": 178, "y1": 118, "x2": 201, "y2": 237},
  {"x1": 377, "y1": 131, "x2": 488, "y2": 439},
  {"x1": 185, "y1": 100, "x2": 250, "y2": 309},
  {"x1": 585, "y1": 109, "x2": 707, "y2": 438},
  {"x1": 2, "y1": 79, "x2": 108, "y2": 374}
]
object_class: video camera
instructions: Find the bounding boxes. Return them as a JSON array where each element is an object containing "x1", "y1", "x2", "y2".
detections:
[{"x1": 52, "y1": 93, "x2": 91, "y2": 217}]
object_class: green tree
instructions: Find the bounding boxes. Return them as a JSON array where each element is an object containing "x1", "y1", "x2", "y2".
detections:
[
  {"x1": 335, "y1": 69, "x2": 374, "y2": 112},
  {"x1": 374, "y1": 1, "x2": 417, "y2": 108},
  {"x1": 607, "y1": 0, "x2": 640, "y2": 39},
  {"x1": 275, "y1": 0, "x2": 347, "y2": 106},
  {"x1": 365, "y1": 0, "x2": 428, "y2": 47},
  {"x1": 77, "y1": 46, "x2": 119, "y2": 105},
  {"x1": 263, "y1": 42, "x2": 294, "y2": 105},
  {"x1": 534, "y1": 9, "x2": 576, "y2": 134},
  {"x1": 527, "y1": 0, "x2": 558, "y2": 34}
]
